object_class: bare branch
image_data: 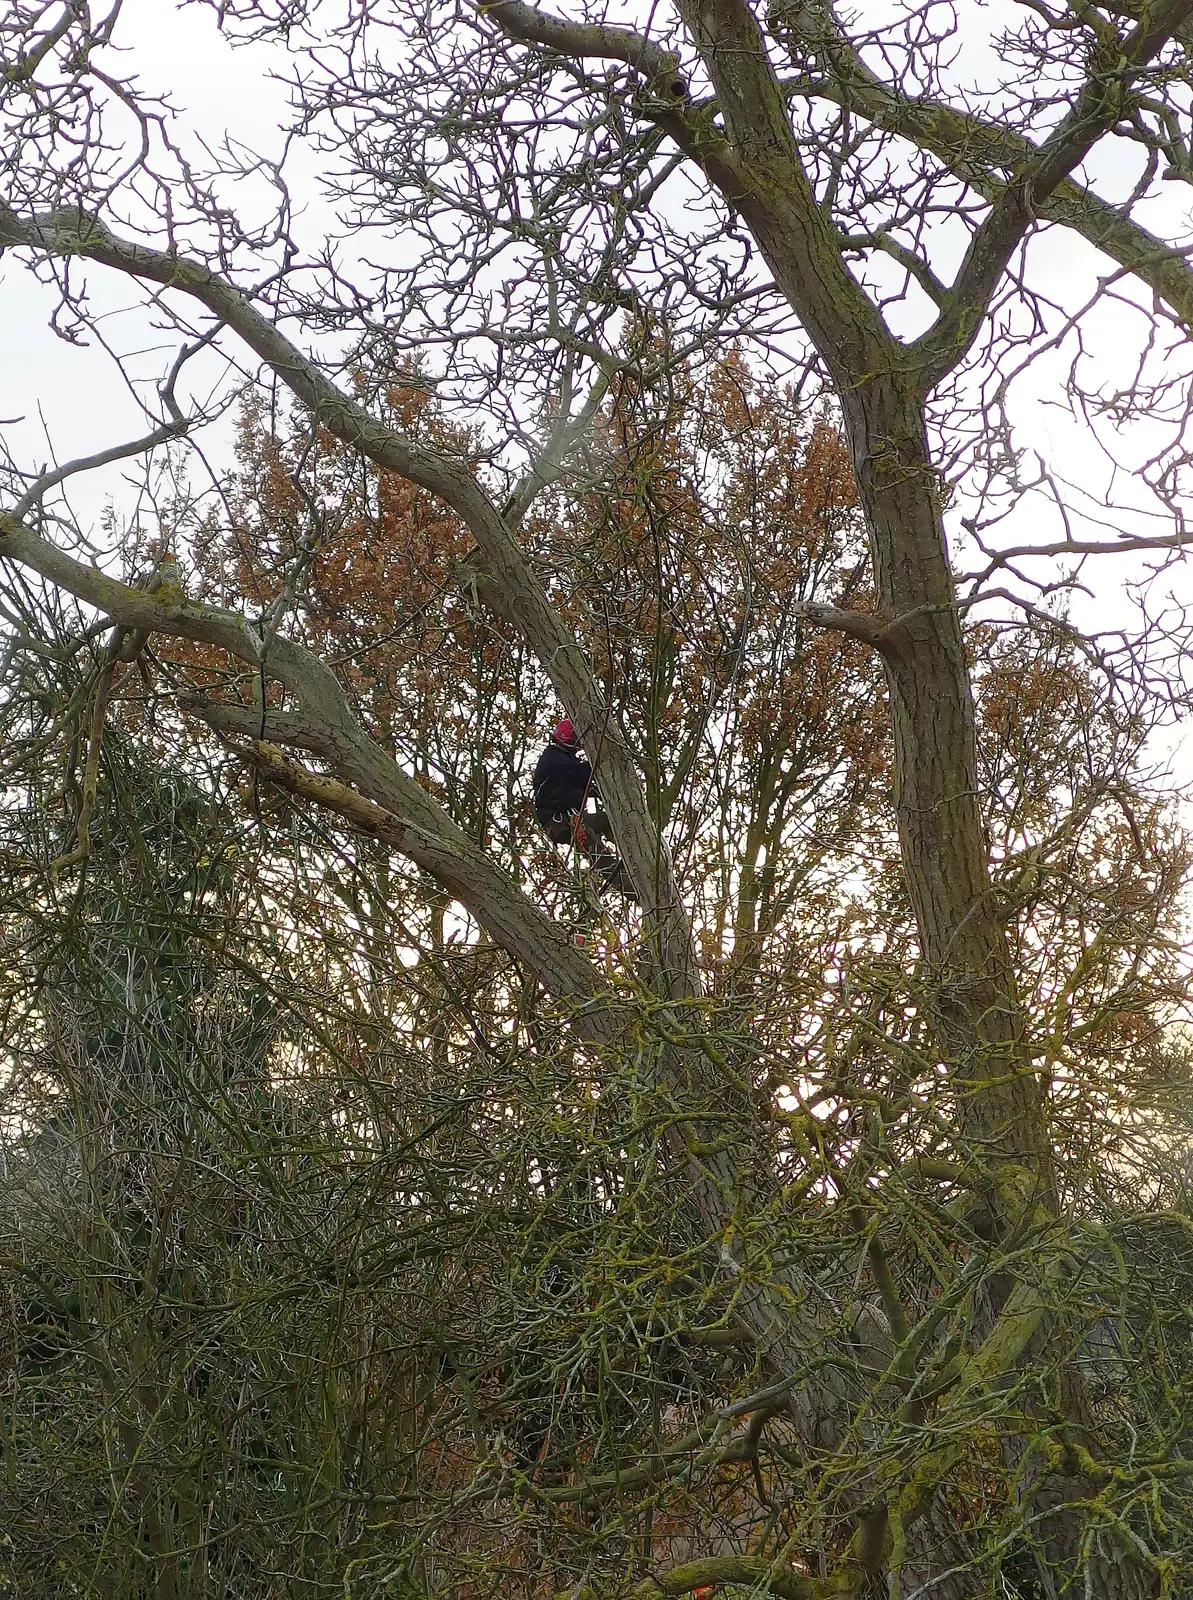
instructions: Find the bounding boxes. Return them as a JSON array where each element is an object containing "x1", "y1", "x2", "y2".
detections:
[
  {"x1": 0, "y1": 200, "x2": 696, "y2": 971},
  {"x1": 481, "y1": 0, "x2": 687, "y2": 96},
  {"x1": 12, "y1": 419, "x2": 187, "y2": 521},
  {"x1": 785, "y1": 22, "x2": 1193, "y2": 335},
  {"x1": 910, "y1": 0, "x2": 1193, "y2": 388}
]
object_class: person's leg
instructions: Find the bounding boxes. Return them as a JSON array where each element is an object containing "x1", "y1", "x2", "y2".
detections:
[
  {"x1": 577, "y1": 811, "x2": 637, "y2": 899},
  {"x1": 543, "y1": 816, "x2": 573, "y2": 847},
  {"x1": 544, "y1": 810, "x2": 636, "y2": 899},
  {"x1": 585, "y1": 808, "x2": 612, "y2": 839},
  {"x1": 596, "y1": 854, "x2": 638, "y2": 900}
]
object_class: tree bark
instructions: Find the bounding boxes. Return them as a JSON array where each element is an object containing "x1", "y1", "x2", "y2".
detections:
[{"x1": 839, "y1": 373, "x2": 1048, "y2": 1167}]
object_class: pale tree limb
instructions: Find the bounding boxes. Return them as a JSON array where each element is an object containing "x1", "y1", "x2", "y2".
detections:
[
  {"x1": 0, "y1": 200, "x2": 698, "y2": 988},
  {"x1": 503, "y1": 365, "x2": 613, "y2": 530},
  {"x1": 626, "y1": 1553, "x2": 858, "y2": 1600},
  {"x1": 789, "y1": 600, "x2": 895, "y2": 650},
  {"x1": 209, "y1": 734, "x2": 628, "y2": 1030},
  {"x1": 0, "y1": 505, "x2": 618, "y2": 1021},
  {"x1": 11, "y1": 420, "x2": 187, "y2": 521}
]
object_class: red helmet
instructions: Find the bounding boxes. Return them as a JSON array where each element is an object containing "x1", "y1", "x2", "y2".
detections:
[{"x1": 554, "y1": 718, "x2": 576, "y2": 745}]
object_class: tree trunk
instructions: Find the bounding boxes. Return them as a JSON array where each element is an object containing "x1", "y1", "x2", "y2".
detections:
[{"x1": 839, "y1": 372, "x2": 1049, "y2": 1173}]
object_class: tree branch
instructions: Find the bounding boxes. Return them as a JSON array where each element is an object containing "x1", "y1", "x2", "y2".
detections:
[
  {"x1": 630, "y1": 1554, "x2": 857, "y2": 1599},
  {"x1": 0, "y1": 200, "x2": 697, "y2": 977},
  {"x1": 779, "y1": 12, "x2": 1193, "y2": 337},
  {"x1": 910, "y1": 0, "x2": 1193, "y2": 388},
  {"x1": 11, "y1": 419, "x2": 188, "y2": 521},
  {"x1": 790, "y1": 600, "x2": 895, "y2": 651},
  {"x1": 0, "y1": 509, "x2": 619, "y2": 1024},
  {"x1": 966, "y1": 528, "x2": 1193, "y2": 576},
  {"x1": 213, "y1": 734, "x2": 623, "y2": 1026},
  {"x1": 481, "y1": 0, "x2": 687, "y2": 96}
]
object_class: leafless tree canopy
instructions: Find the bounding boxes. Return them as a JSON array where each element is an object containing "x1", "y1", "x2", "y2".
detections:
[{"x1": 5, "y1": 2, "x2": 1193, "y2": 1597}]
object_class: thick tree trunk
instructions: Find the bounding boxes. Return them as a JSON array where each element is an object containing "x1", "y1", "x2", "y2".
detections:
[
  {"x1": 839, "y1": 373, "x2": 1049, "y2": 1171},
  {"x1": 840, "y1": 382, "x2": 1162, "y2": 1598}
]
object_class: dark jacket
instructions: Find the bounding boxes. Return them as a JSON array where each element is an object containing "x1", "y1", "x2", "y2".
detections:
[{"x1": 534, "y1": 739, "x2": 595, "y2": 823}]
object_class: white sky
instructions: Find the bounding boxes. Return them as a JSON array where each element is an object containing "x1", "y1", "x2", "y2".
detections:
[{"x1": 1, "y1": 1, "x2": 290, "y2": 512}]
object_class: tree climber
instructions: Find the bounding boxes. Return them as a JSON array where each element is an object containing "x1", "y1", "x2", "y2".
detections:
[{"x1": 533, "y1": 719, "x2": 636, "y2": 899}]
